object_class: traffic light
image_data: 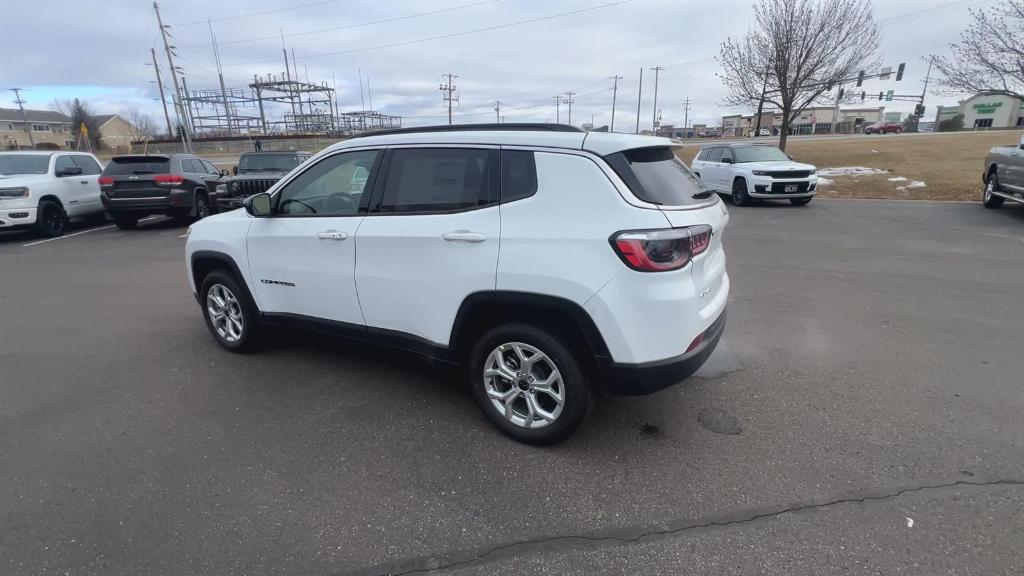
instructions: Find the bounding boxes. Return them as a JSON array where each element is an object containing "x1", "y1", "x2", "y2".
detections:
[
  {"x1": 879, "y1": 92, "x2": 884, "y2": 101},
  {"x1": 896, "y1": 63, "x2": 905, "y2": 81},
  {"x1": 886, "y1": 90, "x2": 894, "y2": 102},
  {"x1": 857, "y1": 70, "x2": 865, "y2": 87},
  {"x1": 838, "y1": 88, "x2": 845, "y2": 99},
  {"x1": 861, "y1": 91, "x2": 866, "y2": 102},
  {"x1": 914, "y1": 104, "x2": 926, "y2": 116}
]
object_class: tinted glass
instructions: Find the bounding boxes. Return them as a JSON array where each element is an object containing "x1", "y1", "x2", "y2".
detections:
[
  {"x1": 733, "y1": 146, "x2": 790, "y2": 162},
  {"x1": 201, "y1": 160, "x2": 219, "y2": 174},
  {"x1": 276, "y1": 149, "x2": 378, "y2": 216},
  {"x1": 238, "y1": 153, "x2": 301, "y2": 173},
  {"x1": 500, "y1": 150, "x2": 537, "y2": 203},
  {"x1": 0, "y1": 154, "x2": 49, "y2": 175},
  {"x1": 704, "y1": 147, "x2": 722, "y2": 162},
  {"x1": 379, "y1": 148, "x2": 495, "y2": 213},
  {"x1": 720, "y1": 148, "x2": 734, "y2": 162},
  {"x1": 55, "y1": 156, "x2": 76, "y2": 174},
  {"x1": 184, "y1": 159, "x2": 203, "y2": 173},
  {"x1": 71, "y1": 155, "x2": 101, "y2": 175},
  {"x1": 104, "y1": 157, "x2": 170, "y2": 175},
  {"x1": 606, "y1": 147, "x2": 711, "y2": 206}
]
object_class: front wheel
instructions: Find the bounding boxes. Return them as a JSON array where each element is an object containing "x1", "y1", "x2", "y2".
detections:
[
  {"x1": 983, "y1": 172, "x2": 1005, "y2": 209},
  {"x1": 790, "y1": 197, "x2": 813, "y2": 206},
  {"x1": 200, "y1": 270, "x2": 259, "y2": 352},
  {"x1": 731, "y1": 178, "x2": 751, "y2": 206},
  {"x1": 469, "y1": 323, "x2": 592, "y2": 445},
  {"x1": 35, "y1": 200, "x2": 67, "y2": 238}
]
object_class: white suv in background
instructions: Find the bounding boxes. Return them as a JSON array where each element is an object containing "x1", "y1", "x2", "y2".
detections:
[
  {"x1": 691, "y1": 142, "x2": 817, "y2": 206},
  {"x1": 0, "y1": 151, "x2": 106, "y2": 236},
  {"x1": 185, "y1": 125, "x2": 730, "y2": 444}
]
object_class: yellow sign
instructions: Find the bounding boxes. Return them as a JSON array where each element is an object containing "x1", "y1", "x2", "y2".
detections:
[{"x1": 80, "y1": 123, "x2": 88, "y2": 136}]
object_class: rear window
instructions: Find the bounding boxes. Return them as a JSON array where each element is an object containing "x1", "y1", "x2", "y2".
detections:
[
  {"x1": 238, "y1": 153, "x2": 301, "y2": 173},
  {"x1": 605, "y1": 147, "x2": 711, "y2": 206},
  {"x1": 0, "y1": 154, "x2": 49, "y2": 175},
  {"x1": 104, "y1": 157, "x2": 170, "y2": 175}
]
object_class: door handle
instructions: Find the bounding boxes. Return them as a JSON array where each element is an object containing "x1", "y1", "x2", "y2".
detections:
[
  {"x1": 441, "y1": 231, "x2": 487, "y2": 243},
  {"x1": 316, "y1": 231, "x2": 348, "y2": 241}
]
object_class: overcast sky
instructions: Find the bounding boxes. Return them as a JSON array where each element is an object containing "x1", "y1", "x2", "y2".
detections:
[{"x1": 0, "y1": 0, "x2": 993, "y2": 130}]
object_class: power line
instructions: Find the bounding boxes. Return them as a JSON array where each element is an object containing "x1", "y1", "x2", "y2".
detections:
[
  {"x1": 171, "y1": 0, "x2": 343, "y2": 27},
  {"x1": 222, "y1": 0, "x2": 634, "y2": 67},
  {"x1": 179, "y1": 0, "x2": 501, "y2": 48}
]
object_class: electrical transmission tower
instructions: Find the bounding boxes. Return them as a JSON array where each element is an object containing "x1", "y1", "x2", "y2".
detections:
[
  {"x1": 563, "y1": 91, "x2": 576, "y2": 126},
  {"x1": 439, "y1": 74, "x2": 458, "y2": 125}
]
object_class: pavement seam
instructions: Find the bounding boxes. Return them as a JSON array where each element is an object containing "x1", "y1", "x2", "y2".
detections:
[{"x1": 344, "y1": 478, "x2": 1024, "y2": 576}]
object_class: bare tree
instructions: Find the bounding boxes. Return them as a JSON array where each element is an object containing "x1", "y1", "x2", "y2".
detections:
[
  {"x1": 121, "y1": 107, "x2": 158, "y2": 141},
  {"x1": 53, "y1": 98, "x2": 103, "y2": 151},
  {"x1": 930, "y1": 0, "x2": 1024, "y2": 99},
  {"x1": 717, "y1": 0, "x2": 881, "y2": 150}
]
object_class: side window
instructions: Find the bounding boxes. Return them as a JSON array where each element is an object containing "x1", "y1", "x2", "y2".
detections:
[
  {"x1": 186, "y1": 159, "x2": 203, "y2": 173},
  {"x1": 500, "y1": 150, "x2": 537, "y2": 203},
  {"x1": 695, "y1": 149, "x2": 707, "y2": 161},
  {"x1": 201, "y1": 160, "x2": 219, "y2": 174},
  {"x1": 54, "y1": 155, "x2": 76, "y2": 175},
  {"x1": 720, "y1": 148, "x2": 734, "y2": 163},
  {"x1": 705, "y1": 148, "x2": 722, "y2": 162},
  {"x1": 276, "y1": 149, "x2": 379, "y2": 216},
  {"x1": 377, "y1": 148, "x2": 496, "y2": 213},
  {"x1": 71, "y1": 155, "x2": 101, "y2": 175}
]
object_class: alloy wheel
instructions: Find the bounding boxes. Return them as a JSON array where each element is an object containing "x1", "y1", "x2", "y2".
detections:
[
  {"x1": 483, "y1": 342, "x2": 565, "y2": 429},
  {"x1": 984, "y1": 179, "x2": 994, "y2": 202},
  {"x1": 207, "y1": 284, "x2": 244, "y2": 343}
]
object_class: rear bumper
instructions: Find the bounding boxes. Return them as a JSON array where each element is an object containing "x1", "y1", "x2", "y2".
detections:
[
  {"x1": 103, "y1": 189, "x2": 192, "y2": 216},
  {"x1": 0, "y1": 206, "x2": 37, "y2": 228},
  {"x1": 599, "y1": 308, "x2": 726, "y2": 395}
]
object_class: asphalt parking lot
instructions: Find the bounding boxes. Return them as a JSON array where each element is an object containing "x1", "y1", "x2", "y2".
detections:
[{"x1": 2, "y1": 199, "x2": 1023, "y2": 575}]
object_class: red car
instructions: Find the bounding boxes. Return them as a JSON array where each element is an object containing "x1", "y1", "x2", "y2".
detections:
[{"x1": 864, "y1": 122, "x2": 903, "y2": 134}]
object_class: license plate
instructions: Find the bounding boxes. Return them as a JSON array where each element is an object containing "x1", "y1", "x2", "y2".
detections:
[{"x1": 784, "y1": 184, "x2": 798, "y2": 193}]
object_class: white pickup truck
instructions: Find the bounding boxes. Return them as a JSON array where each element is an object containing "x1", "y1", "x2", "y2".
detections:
[{"x1": 0, "y1": 151, "x2": 106, "y2": 237}]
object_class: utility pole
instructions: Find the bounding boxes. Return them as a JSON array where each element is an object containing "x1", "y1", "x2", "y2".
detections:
[
  {"x1": 149, "y1": 49, "x2": 173, "y2": 137},
  {"x1": 8, "y1": 88, "x2": 34, "y2": 147},
  {"x1": 494, "y1": 100, "x2": 502, "y2": 122},
  {"x1": 180, "y1": 74, "x2": 197, "y2": 137},
  {"x1": 367, "y1": 76, "x2": 373, "y2": 111},
  {"x1": 830, "y1": 85, "x2": 843, "y2": 134},
  {"x1": 439, "y1": 73, "x2": 458, "y2": 125},
  {"x1": 609, "y1": 75, "x2": 622, "y2": 132},
  {"x1": 682, "y1": 97, "x2": 692, "y2": 135},
  {"x1": 154, "y1": 1, "x2": 191, "y2": 151},
  {"x1": 208, "y1": 21, "x2": 233, "y2": 135},
  {"x1": 649, "y1": 66, "x2": 664, "y2": 133},
  {"x1": 635, "y1": 68, "x2": 644, "y2": 134},
  {"x1": 553, "y1": 95, "x2": 561, "y2": 123},
  {"x1": 563, "y1": 92, "x2": 576, "y2": 126},
  {"x1": 753, "y1": 65, "x2": 770, "y2": 136},
  {"x1": 920, "y1": 56, "x2": 933, "y2": 113}
]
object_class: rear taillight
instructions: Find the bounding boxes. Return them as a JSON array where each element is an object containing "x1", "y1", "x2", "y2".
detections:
[
  {"x1": 98, "y1": 176, "x2": 113, "y2": 185},
  {"x1": 154, "y1": 174, "x2": 184, "y2": 185},
  {"x1": 610, "y1": 225, "x2": 712, "y2": 272}
]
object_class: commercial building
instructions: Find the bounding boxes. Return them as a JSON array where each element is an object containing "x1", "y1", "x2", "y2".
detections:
[
  {"x1": 722, "y1": 106, "x2": 886, "y2": 137},
  {"x1": 0, "y1": 108, "x2": 73, "y2": 149},
  {"x1": 936, "y1": 92, "x2": 1024, "y2": 129}
]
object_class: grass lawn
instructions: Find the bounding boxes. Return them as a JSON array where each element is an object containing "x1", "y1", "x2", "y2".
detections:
[{"x1": 676, "y1": 130, "x2": 1024, "y2": 201}]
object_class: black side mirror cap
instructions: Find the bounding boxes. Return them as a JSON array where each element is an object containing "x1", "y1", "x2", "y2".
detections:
[{"x1": 244, "y1": 192, "x2": 272, "y2": 217}]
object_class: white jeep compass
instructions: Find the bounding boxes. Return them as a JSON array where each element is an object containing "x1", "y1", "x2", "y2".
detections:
[{"x1": 185, "y1": 124, "x2": 730, "y2": 444}]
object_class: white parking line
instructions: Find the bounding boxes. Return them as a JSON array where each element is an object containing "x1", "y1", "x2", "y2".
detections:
[{"x1": 21, "y1": 216, "x2": 161, "y2": 247}]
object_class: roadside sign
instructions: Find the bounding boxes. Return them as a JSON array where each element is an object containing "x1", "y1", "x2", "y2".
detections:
[{"x1": 885, "y1": 90, "x2": 894, "y2": 102}]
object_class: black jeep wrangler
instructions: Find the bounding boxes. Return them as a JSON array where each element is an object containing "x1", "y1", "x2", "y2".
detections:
[{"x1": 209, "y1": 151, "x2": 312, "y2": 212}]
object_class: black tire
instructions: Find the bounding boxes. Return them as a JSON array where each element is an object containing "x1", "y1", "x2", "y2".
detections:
[
  {"x1": 35, "y1": 200, "x2": 68, "y2": 238},
  {"x1": 199, "y1": 269, "x2": 260, "y2": 353},
  {"x1": 731, "y1": 178, "x2": 750, "y2": 206},
  {"x1": 193, "y1": 193, "x2": 210, "y2": 221},
  {"x1": 114, "y1": 215, "x2": 138, "y2": 230},
  {"x1": 983, "y1": 170, "x2": 1005, "y2": 209},
  {"x1": 790, "y1": 197, "x2": 813, "y2": 206},
  {"x1": 469, "y1": 323, "x2": 592, "y2": 445}
]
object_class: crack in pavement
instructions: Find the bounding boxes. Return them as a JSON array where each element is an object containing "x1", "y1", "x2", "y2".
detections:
[{"x1": 341, "y1": 478, "x2": 1024, "y2": 576}]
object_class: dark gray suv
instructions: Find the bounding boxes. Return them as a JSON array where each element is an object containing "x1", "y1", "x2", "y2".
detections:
[{"x1": 100, "y1": 153, "x2": 224, "y2": 229}]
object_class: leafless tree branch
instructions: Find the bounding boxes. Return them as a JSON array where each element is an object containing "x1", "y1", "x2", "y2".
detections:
[{"x1": 930, "y1": 0, "x2": 1024, "y2": 99}]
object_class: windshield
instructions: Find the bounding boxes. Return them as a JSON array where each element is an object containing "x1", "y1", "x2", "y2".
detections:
[
  {"x1": 0, "y1": 154, "x2": 50, "y2": 175},
  {"x1": 104, "y1": 157, "x2": 170, "y2": 175},
  {"x1": 238, "y1": 154, "x2": 300, "y2": 173},
  {"x1": 733, "y1": 146, "x2": 790, "y2": 163},
  {"x1": 606, "y1": 146, "x2": 713, "y2": 206}
]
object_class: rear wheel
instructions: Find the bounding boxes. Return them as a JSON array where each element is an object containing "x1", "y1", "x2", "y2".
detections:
[
  {"x1": 731, "y1": 178, "x2": 750, "y2": 206},
  {"x1": 983, "y1": 171, "x2": 1005, "y2": 209},
  {"x1": 193, "y1": 193, "x2": 210, "y2": 220},
  {"x1": 790, "y1": 197, "x2": 813, "y2": 206},
  {"x1": 469, "y1": 323, "x2": 591, "y2": 445},
  {"x1": 114, "y1": 215, "x2": 138, "y2": 230},
  {"x1": 35, "y1": 200, "x2": 67, "y2": 238}
]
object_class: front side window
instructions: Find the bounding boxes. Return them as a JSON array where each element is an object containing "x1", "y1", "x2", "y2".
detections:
[
  {"x1": 54, "y1": 155, "x2": 76, "y2": 175},
  {"x1": 704, "y1": 148, "x2": 723, "y2": 162},
  {"x1": 275, "y1": 149, "x2": 379, "y2": 216},
  {"x1": 377, "y1": 148, "x2": 496, "y2": 213},
  {"x1": 71, "y1": 155, "x2": 101, "y2": 175},
  {"x1": 720, "y1": 148, "x2": 734, "y2": 163}
]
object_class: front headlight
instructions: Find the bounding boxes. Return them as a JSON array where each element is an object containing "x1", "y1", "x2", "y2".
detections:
[
  {"x1": 808, "y1": 169, "x2": 816, "y2": 175},
  {"x1": 751, "y1": 170, "x2": 769, "y2": 176},
  {"x1": 216, "y1": 184, "x2": 226, "y2": 193},
  {"x1": 0, "y1": 187, "x2": 30, "y2": 199}
]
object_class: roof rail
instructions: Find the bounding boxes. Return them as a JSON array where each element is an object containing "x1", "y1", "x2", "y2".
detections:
[{"x1": 349, "y1": 123, "x2": 584, "y2": 138}]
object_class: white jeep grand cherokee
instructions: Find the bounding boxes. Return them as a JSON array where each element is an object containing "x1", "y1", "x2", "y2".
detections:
[
  {"x1": 0, "y1": 151, "x2": 106, "y2": 236},
  {"x1": 691, "y1": 142, "x2": 817, "y2": 206},
  {"x1": 185, "y1": 125, "x2": 730, "y2": 444}
]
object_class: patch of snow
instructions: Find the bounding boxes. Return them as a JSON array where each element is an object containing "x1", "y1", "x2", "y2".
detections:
[
  {"x1": 817, "y1": 167, "x2": 887, "y2": 177},
  {"x1": 907, "y1": 180, "x2": 926, "y2": 188},
  {"x1": 871, "y1": 149, "x2": 878, "y2": 153},
  {"x1": 887, "y1": 176, "x2": 908, "y2": 182},
  {"x1": 816, "y1": 177, "x2": 833, "y2": 186}
]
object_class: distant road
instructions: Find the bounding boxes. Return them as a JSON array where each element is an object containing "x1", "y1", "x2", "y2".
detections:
[{"x1": 681, "y1": 129, "x2": 1022, "y2": 145}]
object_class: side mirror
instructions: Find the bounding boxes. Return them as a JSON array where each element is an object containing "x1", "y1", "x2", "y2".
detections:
[
  {"x1": 220, "y1": 169, "x2": 229, "y2": 177},
  {"x1": 244, "y1": 192, "x2": 272, "y2": 217},
  {"x1": 232, "y1": 166, "x2": 238, "y2": 175},
  {"x1": 57, "y1": 166, "x2": 83, "y2": 177}
]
